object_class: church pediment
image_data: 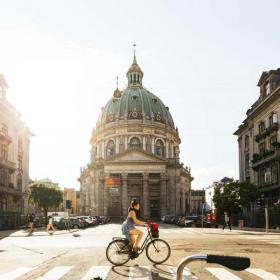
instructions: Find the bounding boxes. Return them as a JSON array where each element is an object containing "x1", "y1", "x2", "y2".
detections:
[{"x1": 106, "y1": 148, "x2": 167, "y2": 163}]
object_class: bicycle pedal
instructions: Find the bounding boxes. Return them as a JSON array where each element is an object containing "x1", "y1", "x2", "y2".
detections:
[{"x1": 130, "y1": 251, "x2": 139, "y2": 259}]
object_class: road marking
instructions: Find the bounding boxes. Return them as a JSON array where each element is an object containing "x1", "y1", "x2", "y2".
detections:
[
  {"x1": 246, "y1": 268, "x2": 280, "y2": 280},
  {"x1": 206, "y1": 267, "x2": 242, "y2": 280},
  {"x1": 129, "y1": 266, "x2": 152, "y2": 280},
  {"x1": 0, "y1": 267, "x2": 35, "y2": 280},
  {"x1": 36, "y1": 266, "x2": 73, "y2": 280},
  {"x1": 168, "y1": 266, "x2": 198, "y2": 279},
  {"x1": 81, "y1": 266, "x2": 111, "y2": 280}
]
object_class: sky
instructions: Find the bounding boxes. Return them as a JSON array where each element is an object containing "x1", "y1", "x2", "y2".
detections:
[{"x1": 1, "y1": 0, "x2": 280, "y2": 190}]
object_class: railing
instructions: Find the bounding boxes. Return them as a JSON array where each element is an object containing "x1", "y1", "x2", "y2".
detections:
[
  {"x1": 0, "y1": 157, "x2": 16, "y2": 171},
  {"x1": 252, "y1": 149, "x2": 280, "y2": 168},
  {"x1": 255, "y1": 123, "x2": 279, "y2": 142},
  {"x1": 0, "y1": 131, "x2": 12, "y2": 143}
]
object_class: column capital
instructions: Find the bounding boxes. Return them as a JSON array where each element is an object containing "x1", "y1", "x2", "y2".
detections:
[
  {"x1": 121, "y1": 173, "x2": 128, "y2": 180},
  {"x1": 143, "y1": 172, "x2": 149, "y2": 180}
]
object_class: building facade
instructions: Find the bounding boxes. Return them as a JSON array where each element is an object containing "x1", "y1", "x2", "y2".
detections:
[
  {"x1": 0, "y1": 74, "x2": 32, "y2": 216},
  {"x1": 190, "y1": 189, "x2": 205, "y2": 215},
  {"x1": 205, "y1": 177, "x2": 233, "y2": 212},
  {"x1": 79, "y1": 52, "x2": 193, "y2": 219},
  {"x1": 234, "y1": 68, "x2": 280, "y2": 206}
]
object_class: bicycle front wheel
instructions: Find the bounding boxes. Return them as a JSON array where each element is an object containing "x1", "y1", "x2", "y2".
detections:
[
  {"x1": 106, "y1": 240, "x2": 131, "y2": 266},
  {"x1": 146, "y1": 239, "x2": 171, "y2": 264}
]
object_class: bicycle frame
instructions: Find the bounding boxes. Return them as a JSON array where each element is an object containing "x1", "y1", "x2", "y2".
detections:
[{"x1": 135, "y1": 227, "x2": 154, "y2": 255}]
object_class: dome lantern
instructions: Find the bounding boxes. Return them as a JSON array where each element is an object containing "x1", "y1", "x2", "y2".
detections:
[{"x1": 127, "y1": 43, "x2": 143, "y2": 87}]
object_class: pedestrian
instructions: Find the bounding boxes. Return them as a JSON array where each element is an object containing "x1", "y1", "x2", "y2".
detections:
[
  {"x1": 28, "y1": 213, "x2": 35, "y2": 233},
  {"x1": 223, "y1": 211, "x2": 232, "y2": 230},
  {"x1": 46, "y1": 215, "x2": 55, "y2": 233}
]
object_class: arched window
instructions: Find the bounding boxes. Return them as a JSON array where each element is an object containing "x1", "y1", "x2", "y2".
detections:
[
  {"x1": 129, "y1": 137, "x2": 141, "y2": 148},
  {"x1": 155, "y1": 139, "x2": 165, "y2": 157},
  {"x1": 106, "y1": 140, "x2": 115, "y2": 157}
]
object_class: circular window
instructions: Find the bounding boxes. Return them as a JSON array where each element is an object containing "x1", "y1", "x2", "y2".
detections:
[{"x1": 132, "y1": 111, "x2": 138, "y2": 118}]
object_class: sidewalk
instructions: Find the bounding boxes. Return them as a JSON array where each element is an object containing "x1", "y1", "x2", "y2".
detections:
[{"x1": 231, "y1": 225, "x2": 280, "y2": 233}]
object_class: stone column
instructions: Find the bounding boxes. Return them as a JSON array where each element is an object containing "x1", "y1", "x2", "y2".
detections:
[
  {"x1": 151, "y1": 137, "x2": 155, "y2": 154},
  {"x1": 143, "y1": 136, "x2": 146, "y2": 151},
  {"x1": 98, "y1": 176, "x2": 103, "y2": 215},
  {"x1": 102, "y1": 174, "x2": 108, "y2": 215},
  {"x1": 125, "y1": 135, "x2": 128, "y2": 149},
  {"x1": 175, "y1": 174, "x2": 180, "y2": 215},
  {"x1": 160, "y1": 173, "x2": 167, "y2": 216},
  {"x1": 122, "y1": 173, "x2": 128, "y2": 217},
  {"x1": 142, "y1": 172, "x2": 149, "y2": 219},
  {"x1": 182, "y1": 188, "x2": 186, "y2": 215},
  {"x1": 116, "y1": 137, "x2": 119, "y2": 154}
]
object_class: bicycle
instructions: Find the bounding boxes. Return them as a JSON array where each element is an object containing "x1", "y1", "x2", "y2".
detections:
[
  {"x1": 176, "y1": 253, "x2": 250, "y2": 280},
  {"x1": 106, "y1": 221, "x2": 171, "y2": 266}
]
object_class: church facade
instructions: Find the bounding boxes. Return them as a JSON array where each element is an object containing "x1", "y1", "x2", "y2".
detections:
[{"x1": 79, "y1": 52, "x2": 193, "y2": 219}]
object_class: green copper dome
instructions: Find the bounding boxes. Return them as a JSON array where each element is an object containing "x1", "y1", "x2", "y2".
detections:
[
  {"x1": 97, "y1": 51, "x2": 175, "y2": 128},
  {"x1": 98, "y1": 86, "x2": 174, "y2": 128}
]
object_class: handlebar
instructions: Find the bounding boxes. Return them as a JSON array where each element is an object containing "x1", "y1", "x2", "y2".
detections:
[{"x1": 176, "y1": 254, "x2": 250, "y2": 280}]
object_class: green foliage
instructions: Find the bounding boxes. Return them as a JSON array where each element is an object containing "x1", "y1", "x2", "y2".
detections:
[
  {"x1": 28, "y1": 181, "x2": 63, "y2": 222},
  {"x1": 213, "y1": 181, "x2": 259, "y2": 215}
]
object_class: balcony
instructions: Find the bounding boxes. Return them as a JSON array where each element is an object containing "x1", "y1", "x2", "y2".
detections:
[
  {"x1": 0, "y1": 131, "x2": 12, "y2": 144},
  {"x1": 252, "y1": 149, "x2": 280, "y2": 170},
  {"x1": 254, "y1": 123, "x2": 279, "y2": 142},
  {"x1": 0, "y1": 183, "x2": 23, "y2": 196},
  {"x1": 0, "y1": 158, "x2": 16, "y2": 172},
  {"x1": 266, "y1": 123, "x2": 279, "y2": 135},
  {"x1": 255, "y1": 130, "x2": 267, "y2": 142}
]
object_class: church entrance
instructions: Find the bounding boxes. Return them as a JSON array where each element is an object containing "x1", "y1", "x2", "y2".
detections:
[{"x1": 150, "y1": 198, "x2": 160, "y2": 218}]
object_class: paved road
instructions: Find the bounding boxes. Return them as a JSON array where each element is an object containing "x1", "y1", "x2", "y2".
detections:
[{"x1": 0, "y1": 223, "x2": 279, "y2": 279}]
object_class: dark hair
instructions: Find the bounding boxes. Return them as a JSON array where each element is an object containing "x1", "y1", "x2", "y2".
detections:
[{"x1": 131, "y1": 199, "x2": 139, "y2": 208}]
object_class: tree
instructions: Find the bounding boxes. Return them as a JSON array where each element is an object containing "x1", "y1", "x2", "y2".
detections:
[
  {"x1": 213, "y1": 180, "x2": 259, "y2": 215},
  {"x1": 28, "y1": 180, "x2": 63, "y2": 224}
]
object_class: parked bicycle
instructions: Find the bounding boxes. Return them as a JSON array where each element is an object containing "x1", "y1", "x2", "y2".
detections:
[
  {"x1": 176, "y1": 253, "x2": 250, "y2": 280},
  {"x1": 106, "y1": 221, "x2": 170, "y2": 266}
]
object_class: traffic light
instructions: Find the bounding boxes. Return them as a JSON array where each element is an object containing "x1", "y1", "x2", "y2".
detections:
[
  {"x1": 256, "y1": 194, "x2": 265, "y2": 207},
  {"x1": 66, "y1": 200, "x2": 72, "y2": 209}
]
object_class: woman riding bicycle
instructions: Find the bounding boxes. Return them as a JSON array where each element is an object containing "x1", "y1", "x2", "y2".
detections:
[{"x1": 122, "y1": 199, "x2": 146, "y2": 251}]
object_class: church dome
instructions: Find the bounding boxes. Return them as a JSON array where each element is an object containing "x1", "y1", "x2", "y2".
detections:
[
  {"x1": 97, "y1": 51, "x2": 174, "y2": 128},
  {"x1": 98, "y1": 87, "x2": 174, "y2": 128}
]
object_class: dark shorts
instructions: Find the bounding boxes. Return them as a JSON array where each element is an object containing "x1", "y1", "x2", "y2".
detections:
[{"x1": 122, "y1": 222, "x2": 135, "y2": 240}]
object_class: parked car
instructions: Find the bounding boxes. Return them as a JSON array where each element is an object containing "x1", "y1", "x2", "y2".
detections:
[
  {"x1": 91, "y1": 215, "x2": 103, "y2": 225},
  {"x1": 77, "y1": 216, "x2": 96, "y2": 226},
  {"x1": 178, "y1": 216, "x2": 193, "y2": 227},
  {"x1": 69, "y1": 217, "x2": 87, "y2": 229},
  {"x1": 99, "y1": 216, "x2": 110, "y2": 224},
  {"x1": 54, "y1": 218, "x2": 71, "y2": 230}
]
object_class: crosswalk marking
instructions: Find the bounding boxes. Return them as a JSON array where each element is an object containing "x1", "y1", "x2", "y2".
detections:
[
  {"x1": 1, "y1": 264, "x2": 280, "y2": 280},
  {"x1": 206, "y1": 267, "x2": 242, "y2": 280},
  {"x1": 168, "y1": 266, "x2": 198, "y2": 279},
  {"x1": 246, "y1": 268, "x2": 280, "y2": 280},
  {"x1": 129, "y1": 266, "x2": 152, "y2": 280},
  {"x1": 36, "y1": 266, "x2": 73, "y2": 280},
  {"x1": 81, "y1": 266, "x2": 111, "y2": 280},
  {"x1": 0, "y1": 267, "x2": 35, "y2": 280}
]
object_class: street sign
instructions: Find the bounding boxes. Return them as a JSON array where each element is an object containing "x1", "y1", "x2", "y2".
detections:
[{"x1": 108, "y1": 187, "x2": 119, "y2": 194}]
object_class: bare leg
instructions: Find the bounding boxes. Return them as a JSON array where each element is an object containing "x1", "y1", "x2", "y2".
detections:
[
  {"x1": 130, "y1": 229, "x2": 143, "y2": 249},
  {"x1": 130, "y1": 234, "x2": 135, "y2": 247}
]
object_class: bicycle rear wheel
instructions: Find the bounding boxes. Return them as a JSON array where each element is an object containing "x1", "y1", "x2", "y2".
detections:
[
  {"x1": 146, "y1": 239, "x2": 171, "y2": 264},
  {"x1": 106, "y1": 239, "x2": 131, "y2": 266}
]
